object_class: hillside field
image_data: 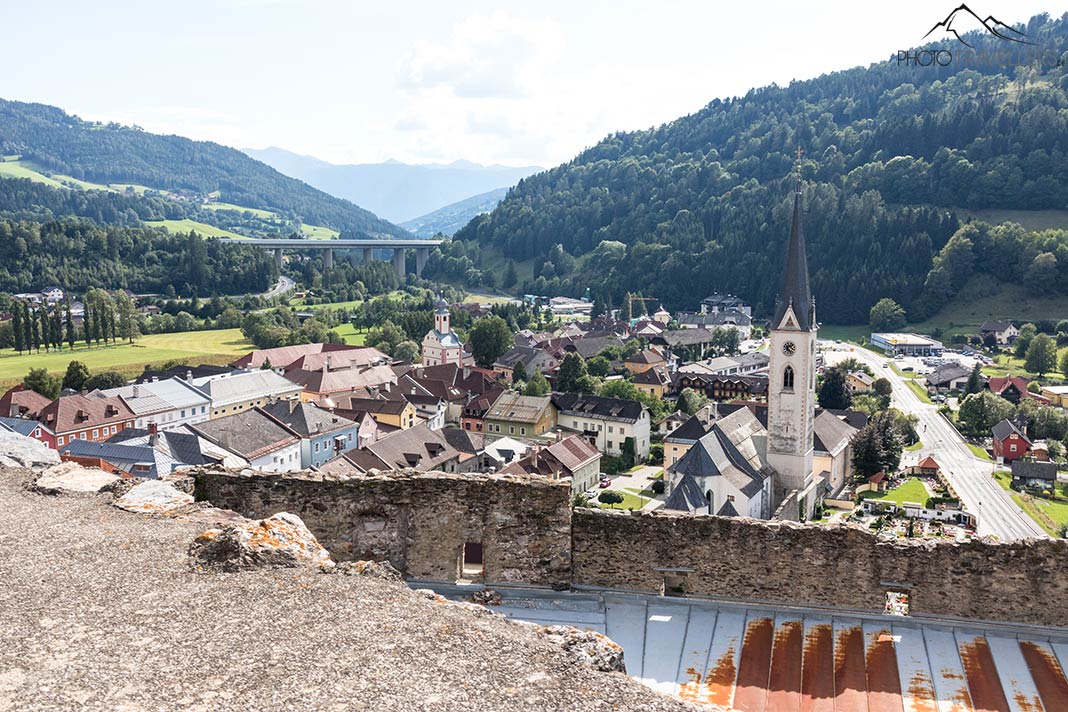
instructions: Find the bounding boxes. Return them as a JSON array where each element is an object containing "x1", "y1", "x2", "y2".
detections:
[{"x1": 0, "y1": 329, "x2": 254, "y2": 387}]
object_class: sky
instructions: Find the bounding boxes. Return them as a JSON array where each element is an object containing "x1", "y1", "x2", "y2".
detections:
[{"x1": 0, "y1": 1, "x2": 1060, "y2": 168}]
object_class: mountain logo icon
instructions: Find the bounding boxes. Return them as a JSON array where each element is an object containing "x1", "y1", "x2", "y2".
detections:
[{"x1": 922, "y1": 4, "x2": 1032, "y2": 48}]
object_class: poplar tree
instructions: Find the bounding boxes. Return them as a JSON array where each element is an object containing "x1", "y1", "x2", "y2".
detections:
[{"x1": 12, "y1": 303, "x2": 22, "y2": 353}]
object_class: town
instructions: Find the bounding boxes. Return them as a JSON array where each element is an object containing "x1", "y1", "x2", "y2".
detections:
[{"x1": 4, "y1": 185, "x2": 1066, "y2": 545}]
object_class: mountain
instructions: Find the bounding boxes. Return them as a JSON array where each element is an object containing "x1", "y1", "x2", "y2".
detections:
[
  {"x1": 244, "y1": 147, "x2": 541, "y2": 223},
  {"x1": 401, "y1": 187, "x2": 510, "y2": 238},
  {"x1": 449, "y1": 12, "x2": 1068, "y2": 324},
  {"x1": 0, "y1": 98, "x2": 410, "y2": 238}
]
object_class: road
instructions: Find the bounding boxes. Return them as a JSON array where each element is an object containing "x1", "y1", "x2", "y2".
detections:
[
  {"x1": 261, "y1": 275, "x2": 295, "y2": 299},
  {"x1": 840, "y1": 345, "x2": 1045, "y2": 540}
]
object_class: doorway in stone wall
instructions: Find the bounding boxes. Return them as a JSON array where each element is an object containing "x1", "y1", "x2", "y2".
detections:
[{"x1": 461, "y1": 541, "x2": 484, "y2": 580}]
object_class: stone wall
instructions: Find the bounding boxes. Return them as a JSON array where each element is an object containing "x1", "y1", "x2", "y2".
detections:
[
  {"x1": 571, "y1": 508, "x2": 1068, "y2": 626},
  {"x1": 194, "y1": 468, "x2": 572, "y2": 587}
]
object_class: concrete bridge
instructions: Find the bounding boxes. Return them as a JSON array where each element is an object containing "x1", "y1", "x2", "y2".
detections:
[{"x1": 217, "y1": 238, "x2": 442, "y2": 278}]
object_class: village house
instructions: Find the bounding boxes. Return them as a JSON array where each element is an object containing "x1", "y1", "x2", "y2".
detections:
[
  {"x1": 675, "y1": 310, "x2": 753, "y2": 339},
  {"x1": 501, "y1": 434, "x2": 602, "y2": 495},
  {"x1": 0, "y1": 416, "x2": 56, "y2": 449},
  {"x1": 261, "y1": 401, "x2": 360, "y2": 469},
  {"x1": 992, "y1": 418, "x2": 1031, "y2": 463},
  {"x1": 188, "y1": 370, "x2": 304, "y2": 418},
  {"x1": 60, "y1": 425, "x2": 242, "y2": 478},
  {"x1": 483, "y1": 392, "x2": 556, "y2": 440},
  {"x1": 321, "y1": 423, "x2": 463, "y2": 474},
  {"x1": 492, "y1": 346, "x2": 560, "y2": 383},
  {"x1": 812, "y1": 410, "x2": 860, "y2": 495},
  {"x1": 926, "y1": 363, "x2": 974, "y2": 394},
  {"x1": 632, "y1": 366, "x2": 672, "y2": 400},
  {"x1": 134, "y1": 364, "x2": 237, "y2": 384},
  {"x1": 987, "y1": 376, "x2": 1047, "y2": 405},
  {"x1": 1010, "y1": 460, "x2": 1058, "y2": 490},
  {"x1": 1039, "y1": 384, "x2": 1068, "y2": 408},
  {"x1": 285, "y1": 363, "x2": 398, "y2": 400},
  {"x1": 845, "y1": 370, "x2": 875, "y2": 394},
  {"x1": 189, "y1": 407, "x2": 302, "y2": 472},
  {"x1": 671, "y1": 372, "x2": 769, "y2": 403},
  {"x1": 624, "y1": 349, "x2": 667, "y2": 374},
  {"x1": 700, "y1": 293, "x2": 751, "y2": 316},
  {"x1": 979, "y1": 320, "x2": 1019, "y2": 345},
  {"x1": 655, "y1": 410, "x2": 689, "y2": 437},
  {"x1": 551, "y1": 392, "x2": 651, "y2": 462},
  {"x1": 663, "y1": 404, "x2": 719, "y2": 466},
  {"x1": 231, "y1": 342, "x2": 381, "y2": 371},
  {"x1": 650, "y1": 328, "x2": 717, "y2": 360},
  {"x1": 36, "y1": 394, "x2": 136, "y2": 449},
  {"x1": 94, "y1": 378, "x2": 212, "y2": 430},
  {"x1": 0, "y1": 386, "x2": 52, "y2": 419},
  {"x1": 326, "y1": 393, "x2": 419, "y2": 431}
]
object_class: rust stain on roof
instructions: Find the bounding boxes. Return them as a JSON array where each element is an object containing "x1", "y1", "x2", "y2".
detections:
[
  {"x1": 906, "y1": 671, "x2": 940, "y2": 712},
  {"x1": 865, "y1": 629, "x2": 903, "y2": 712},
  {"x1": 1018, "y1": 641, "x2": 1065, "y2": 712},
  {"x1": 801, "y1": 624, "x2": 834, "y2": 712},
  {"x1": 834, "y1": 625, "x2": 867, "y2": 711},
  {"x1": 958, "y1": 638, "x2": 1010, "y2": 712},
  {"x1": 767, "y1": 620, "x2": 803, "y2": 712},
  {"x1": 734, "y1": 617, "x2": 774, "y2": 712},
  {"x1": 678, "y1": 647, "x2": 738, "y2": 708}
]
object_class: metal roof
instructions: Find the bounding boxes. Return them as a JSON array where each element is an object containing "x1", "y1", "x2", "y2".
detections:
[{"x1": 420, "y1": 584, "x2": 1068, "y2": 712}]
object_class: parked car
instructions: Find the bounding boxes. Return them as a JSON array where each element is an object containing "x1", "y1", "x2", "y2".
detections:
[{"x1": 598, "y1": 480, "x2": 611, "y2": 488}]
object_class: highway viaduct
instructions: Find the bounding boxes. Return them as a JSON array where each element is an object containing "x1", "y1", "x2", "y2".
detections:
[{"x1": 217, "y1": 238, "x2": 442, "y2": 278}]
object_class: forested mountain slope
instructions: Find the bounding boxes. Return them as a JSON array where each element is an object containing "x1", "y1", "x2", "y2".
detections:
[
  {"x1": 455, "y1": 13, "x2": 1068, "y2": 323},
  {"x1": 401, "y1": 187, "x2": 508, "y2": 238},
  {"x1": 0, "y1": 99, "x2": 409, "y2": 238}
]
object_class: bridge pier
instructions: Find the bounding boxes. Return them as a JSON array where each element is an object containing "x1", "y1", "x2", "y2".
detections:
[
  {"x1": 415, "y1": 247, "x2": 429, "y2": 277},
  {"x1": 273, "y1": 247, "x2": 283, "y2": 269},
  {"x1": 363, "y1": 248, "x2": 374, "y2": 263},
  {"x1": 392, "y1": 248, "x2": 406, "y2": 280},
  {"x1": 323, "y1": 248, "x2": 333, "y2": 270}
]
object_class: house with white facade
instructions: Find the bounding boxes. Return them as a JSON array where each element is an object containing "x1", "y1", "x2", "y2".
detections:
[
  {"x1": 551, "y1": 392, "x2": 650, "y2": 462},
  {"x1": 189, "y1": 407, "x2": 302, "y2": 472},
  {"x1": 94, "y1": 378, "x2": 212, "y2": 430}
]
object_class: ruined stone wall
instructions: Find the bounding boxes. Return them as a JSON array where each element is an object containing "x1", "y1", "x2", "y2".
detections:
[
  {"x1": 194, "y1": 469, "x2": 572, "y2": 587},
  {"x1": 571, "y1": 508, "x2": 1068, "y2": 626}
]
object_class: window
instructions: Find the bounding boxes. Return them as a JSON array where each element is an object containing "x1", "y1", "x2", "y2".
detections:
[
  {"x1": 607, "y1": 441, "x2": 614, "y2": 450},
  {"x1": 608, "y1": 426, "x2": 614, "y2": 433},
  {"x1": 314, "y1": 442, "x2": 320, "y2": 452},
  {"x1": 520, "y1": 427, "x2": 526, "y2": 435},
  {"x1": 783, "y1": 366, "x2": 795, "y2": 390},
  {"x1": 92, "y1": 429, "x2": 99, "y2": 438},
  {"x1": 1010, "y1": 444, "x2": 1017, "y2": 452},
  {"x1": 180, "y1": 410, "x2": 186, "y2": 418},
  {"x1": 57, "y1": 436, "x2": 64, "y2": 446},
  {"x1": 509, "y1": 426, "x2": 515, "y2": 434},
  {"x1": 464, "y1": 422, "x2": 471, "y2": 430},
  {"x1": 111, "y1": 425, "x2": 117, "y2": 434}
]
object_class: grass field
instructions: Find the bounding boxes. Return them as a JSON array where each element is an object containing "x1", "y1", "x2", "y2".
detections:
[
  {"x1": 0, "y1": 158, "x2": 66, "y2": 188},
  {"x1": 332, "y1": 323, "x2": 368, "y2": 346},
  {"x1": 818, "y1": 325, "x2": 870, "y2": 344},
  {"x1": 300, "y1": 223, "x2": 341, "y2": 240},
  {"x1": 905, "y1": 440, "x2": 923, "y2": 451},
  {"x1": 906, "y1": 379, "x2": 933, "y2": 404},
  {"x1": 596, "y1": 491, "x2": 649, "y2": 510},
  {"x1": 910, "y1": 275, "x2": 1068, "y2": 340},
  {"x1": 0, "y1": 329, "x2": 253, "y2": 387},
  {"x1": 145, "y1": 219, "x2": 249, "y2": 239},
  {"x1": 202, "y1": 202, "x2": 277, "y2": 219},
  {"x1": 860, "y1": 477, "x2": 930, "y2": 506},
  {"x1": 968, "y1": 443, "x2": 992, "y2": 461},
  {"x1": 993, "y1": 469, "x2": 1068, "y2": 536},
  {"x1": 953, "y1": 207, "x2": 1068, "y2": 233}
]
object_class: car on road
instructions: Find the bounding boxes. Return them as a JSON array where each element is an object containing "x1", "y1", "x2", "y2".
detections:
[
  {"x1": 598, "y1": 479, "x2": 611, "y2": 488},
  {"x1": 584, "y1": 489, "x2": 598, "y2": 500}
]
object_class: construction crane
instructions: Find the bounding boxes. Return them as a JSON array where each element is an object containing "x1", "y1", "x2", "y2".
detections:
[{"x1": 626, "y1": 294, "x2": 658, "y2": 323}]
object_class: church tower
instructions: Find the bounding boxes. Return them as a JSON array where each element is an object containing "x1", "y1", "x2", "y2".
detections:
[
  {"x1": 766, "y1": 180, "x2": 817, "y2": 507},
  {"x1": 433, "y1": 293, "x2": 450, "y2": 334}
]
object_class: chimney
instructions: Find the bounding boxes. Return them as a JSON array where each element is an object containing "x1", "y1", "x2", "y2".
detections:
[
  {"x1": 531, "y1": 446, "x2": 539, "y2": 468},
  {"x1": 185, "y1": 370, "x2": 193, "y2": 381},
  {"x1": 325, "y1": 355, "x2": 332, "y2": 372},
  {"x1": 462, "y1": 367, "x2": 470, "y2": 380},
  {"x1": 148, "y1": 422, "x2": 158, "y2": 447},
  {"x1": 289, "y1": 399, "x2": 297, "y2": 414},
  {"x1": 151, "y1": 376, "x2": 159, "y2": 383},
  {"x1": 132, "y1": 384, "x2": 140, "y2": 398}
]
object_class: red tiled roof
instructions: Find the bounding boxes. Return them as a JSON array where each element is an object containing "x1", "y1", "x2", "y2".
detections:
[
  {"x1": 36, "y1": 394, "x2": 134, "y2": 434},
  {"x1": 868, "y1": 471, "x2": 886, "y2": 484},
  {"x1": 917, "y1": 456, "x2": 940, "y2": 470}
]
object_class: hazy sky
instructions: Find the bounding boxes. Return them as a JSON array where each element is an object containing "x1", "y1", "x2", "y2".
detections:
[{"x1": 1, "y1": 1, "x2": 1060, "y2": 168}]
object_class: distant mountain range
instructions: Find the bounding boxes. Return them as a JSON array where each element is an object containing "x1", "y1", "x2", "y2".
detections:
[
  {"x1": 0, "y1": 98, "x2": 409, "y2": 239},
  {"x1": 244, "y1": 147, "x2": 541, "y2": 223},
  {"x1": 401, "y1": 187, "x2": 509, "y2": 238}
]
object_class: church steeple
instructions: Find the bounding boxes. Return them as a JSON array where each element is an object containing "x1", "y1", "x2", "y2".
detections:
[{"x1": 772, "y1": 184, "x2": 814, "y2": 332}]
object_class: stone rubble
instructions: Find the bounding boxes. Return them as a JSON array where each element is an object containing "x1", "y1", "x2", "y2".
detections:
[
  {"x1": 326, "y1": 559, "x2": 403, "y2": 581},
  {"x1": 539, "y1": 625, "x2": 627, "y2": 674},
  {"x1": 0, "y1": 431, "x2": 60, "y2": 470},
  {"x1": 188, "y1": 512, "x2": 335, "y2": 572},
  {"x1": 33, "y1": 461, "x2": 120, "y2": 494},
  {"x1": 472, "y1": 588, "x2": 504, "y2": 606},
  {"x1": 113, "y1": 480, "x2": 194, "y2": 514}
]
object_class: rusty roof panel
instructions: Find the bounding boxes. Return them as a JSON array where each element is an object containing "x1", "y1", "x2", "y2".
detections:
[
  {"x1": 734, "y1": 616, "x2": 775, "y2": 712},
  {"x1": 835, "y1": 620, "x2": 869, "y2": 711},
  {"x1": 767, "y1": 617, "x2": 803, "y2": 712},
  {"x1": 864, "y1": 624, "x2": 904, "y2": 712},
  {"x1": 702, "y1": 609, "x2": 746, "y2": 711},
  {"x1": 891, "y1": 624, "x2": 940, "y2": 712},
  {"x1": 985, "y1": 636, "x2": 1045, "y2": 712},
  {"x1": 675, "y1": 609, "x2": 720, "y2": 707},
  {"x1": 922, "y1": 627, "x2": 974, "y2": 712},
  {"x1": 957, "y1": 634, "x2": 1011, "y2": 712},
  {"x1": 1019, "y1": 640, "x2": 1068, "y2": 711},
  {"x1": 801, "y1": 618, "x2": 836, "y2": 712}
]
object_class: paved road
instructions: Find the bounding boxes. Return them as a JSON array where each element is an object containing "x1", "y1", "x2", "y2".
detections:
[
  {"x1": 842, "y1": 345, "x2": 1045, "y2": 540},
  {"x1": 262, "y1": 275, "x2": 295, "y2": 299}
]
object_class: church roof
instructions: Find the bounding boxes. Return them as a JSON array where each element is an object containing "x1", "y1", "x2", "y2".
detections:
[
  {"x1": 670, "y1": 409, "x2": 768, "y2": 498},
  {"x1": 662, "y1": 472, "x2": 707, "y2": 513},
  {"x1": 772, "y1": 189, "x2": 814, "y2": 331},
  {"x1": 434, "y1": 293, "x2": 449, "y2": 314}
]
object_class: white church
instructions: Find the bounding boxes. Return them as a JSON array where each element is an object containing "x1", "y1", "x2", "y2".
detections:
[
  {"x1": 664, "y1": 184, "x2": 854, "y2": 521},
  {"x1": 421, "y1": 294, "x2": 466, "y2": 367}
]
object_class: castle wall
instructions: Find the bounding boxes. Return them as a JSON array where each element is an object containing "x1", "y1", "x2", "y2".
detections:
[{"x1": 194, "y1": 469, "x2": 572, "y2": 587}]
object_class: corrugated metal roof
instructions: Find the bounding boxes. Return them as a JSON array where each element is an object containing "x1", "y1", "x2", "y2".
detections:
[{"x1": 421, "y1": 585, "x2": 1068, "y2": 712}]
